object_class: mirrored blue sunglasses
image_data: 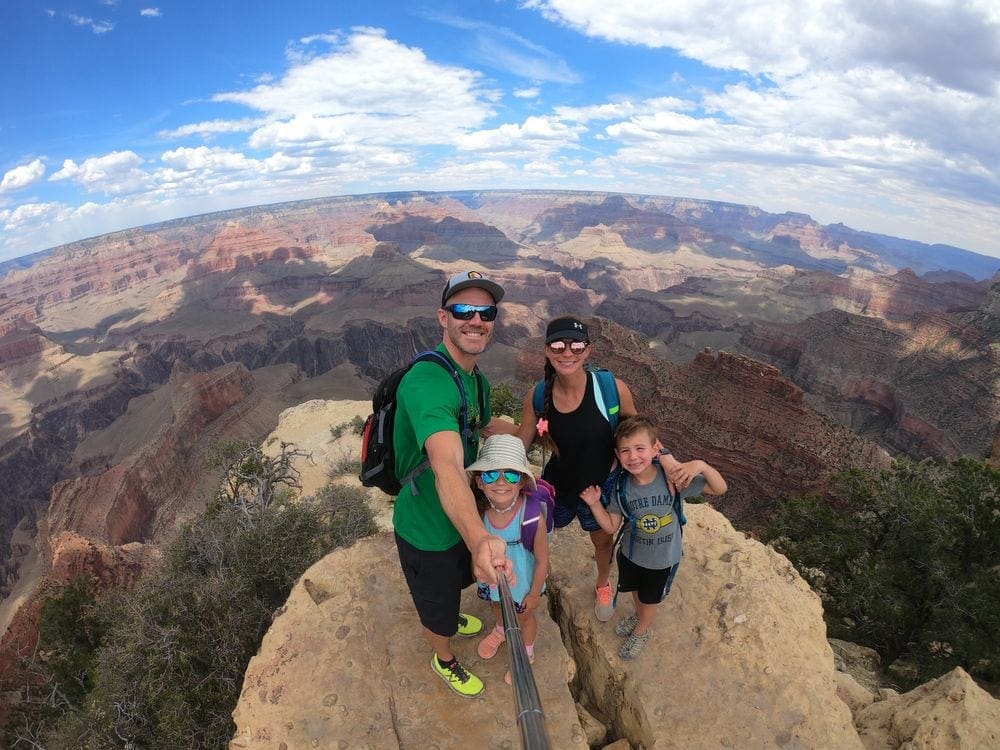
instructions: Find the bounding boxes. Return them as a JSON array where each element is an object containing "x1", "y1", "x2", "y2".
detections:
[
  {"x1": 445, "y1": 303, "x2": 498, "y2": 321},
  {"x1": 480, "y1": 469, "x2": 523, "y2": 484}
]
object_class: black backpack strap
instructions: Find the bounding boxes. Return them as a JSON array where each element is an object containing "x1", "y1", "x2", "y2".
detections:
[
  {"x1": 398, "y1": 351, "x2": 473, "y2": 495},
  {"x1": 463, "y1": 366, "x2": 486, "y2": 448}
]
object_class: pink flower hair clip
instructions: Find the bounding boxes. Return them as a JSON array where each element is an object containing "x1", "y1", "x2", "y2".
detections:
[{"x1": 536, "y1": 418, "x2": 549, "y2": 436}]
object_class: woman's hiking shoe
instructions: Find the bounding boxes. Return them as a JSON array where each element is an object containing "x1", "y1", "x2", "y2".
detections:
[
  {"x1": 595, "y1": 583, "x2": 615, "y2": 622},
  {"x1": 615, "y1": 613, "x2": 639, "y2": 637},
  {"x1": 619, "y1": 629, "x2": 651, "y2": 660},
  {"x1": 432, "y1": 654, "x2": 484, "y2": 698},
  {"x1": 456, "y1": 612, "x2": 484, "y2": 636},
  {"x1": 477, "y1": 626, "x2": 505, "y2": 659}
]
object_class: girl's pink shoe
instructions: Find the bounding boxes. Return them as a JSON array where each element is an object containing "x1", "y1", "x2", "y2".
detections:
[{"x1": 477, "y1": 626, "x2": 505, "y2": 659}]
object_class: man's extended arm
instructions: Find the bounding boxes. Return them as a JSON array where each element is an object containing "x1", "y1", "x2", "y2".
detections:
[{"x1": 424, "y1": 429, "x2": 513, "y2": 586}]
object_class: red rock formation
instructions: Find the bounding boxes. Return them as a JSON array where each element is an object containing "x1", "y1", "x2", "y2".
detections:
[
  {"x1": 777, "y1": 268, "x2": 989, "y2": 321},
  {"x1": 0, "y1": 328, "x2": 62, "y2": 367},
  {"x1": 0, "y1": 532, "x2": 161, "y2": 728},
  {"x1": 520, "y1": 318, "x2": 889, "y2": 526},
  {"x1": 45, "y1": 361, "x2": 258, "y2": 548},
  {"x1": 742, "y1": 305, "x2": 998, "y2": 459}
]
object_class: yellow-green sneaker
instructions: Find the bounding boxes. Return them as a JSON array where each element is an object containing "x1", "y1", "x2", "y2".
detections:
[
  {"x1": 456, "y1": 612, "x2": 483, "y2": 636},
  {"x1": 431, "y1": 654, "x2": 484, "y2": 698}
]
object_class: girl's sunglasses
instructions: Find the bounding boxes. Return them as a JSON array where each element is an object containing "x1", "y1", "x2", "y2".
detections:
[
  {"x1": 480, "y1": 469, "x2": 523, "y2": 484},
  {"x1": 445, "y1": 303, "x2": 498, "y2": 321},
  {"x1": 547, "y1": 339, "x2": 589, "y2": 354}
]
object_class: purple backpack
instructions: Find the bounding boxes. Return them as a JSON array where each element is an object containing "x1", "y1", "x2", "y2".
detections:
[{"x1": 521, "y1": 478, "x2": 556, "y2": 552}]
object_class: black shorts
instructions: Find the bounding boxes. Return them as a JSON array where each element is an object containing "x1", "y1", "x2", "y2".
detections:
[
  {"x1": 616, "y1": 549, "x2": 679, "y2": 605},
  {"x1": 395, "y1": 533, "x2": 475, "y2": 637}
]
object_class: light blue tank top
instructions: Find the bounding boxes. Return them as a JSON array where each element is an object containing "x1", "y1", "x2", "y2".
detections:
[{"x1": 482, "y1": 499, "x2": 543, "y2": 604}]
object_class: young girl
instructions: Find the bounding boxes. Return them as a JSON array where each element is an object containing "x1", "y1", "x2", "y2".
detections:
[{"x1": 467, "y1": 434, "x2": 549, "y2": 683}]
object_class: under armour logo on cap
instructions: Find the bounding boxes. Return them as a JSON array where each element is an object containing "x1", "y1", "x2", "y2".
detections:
[{"x1": 544, "y1": 316, "x2": 590, "y2": 343}]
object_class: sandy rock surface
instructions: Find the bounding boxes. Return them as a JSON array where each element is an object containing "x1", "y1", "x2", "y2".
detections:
[{"x1": 230, "y1": 531, "x2": 588, "y2": 749}]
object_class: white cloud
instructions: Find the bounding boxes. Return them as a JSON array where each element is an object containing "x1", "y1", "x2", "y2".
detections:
[
  {"x1": 157, "y1": 118, "x2": 261, "y2": 139},
  {"x1": 140, "y1": 8, "x2": 162, "y2": 18},
  {"x1": 66, "y1": 13, "x2": 114, "y2": 34},
  {"x1": 50, "y1": 151, "x2": 149, "y2": 195},
  {"x1": 553, "y1": 98, "x2": 691, "y2": 125},
  {"x1": 523, "y1": 160, "x2": 562, "y2": 175},
  {"x1": 474, "y1": 35, "x2": 579, "y2": 84},
  {"x1": 211, "y1": 28, "x2": 494, "y2": 151},
  {"x1": 527, "y1": 1, "x2": 1000, "y2": 90},
  {"x1": 529, "y1": 2, "x2": 1000, "y2": 213},
  {"x1": 513, "y1": 87, "x2": 540, "y2": 99},
  {"x1": 420, "y1": 10, "x2": 580, "y2": 83},
  {"x1": 0, "y1": 159, "x2": 46, "y2": 193},
  {"x1": 1, "y1": 202, "x2": 65, "y2": 231},
  {"x1": 159, "y1": 146, "x2": 311, "y2": 177},
  {"x1": 457, "y1": 115, "x2": 585, "y2": 155}
]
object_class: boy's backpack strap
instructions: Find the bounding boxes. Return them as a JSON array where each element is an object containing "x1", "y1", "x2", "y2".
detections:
[
  {"x1": 587, "y1": 366, "x2": 621, "y2": 429},
  {"x1": 397, "y1": 350, "x2": 471, "y2": 495}
]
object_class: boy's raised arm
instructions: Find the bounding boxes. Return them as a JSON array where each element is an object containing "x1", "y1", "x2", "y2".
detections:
[
  {"x1": 580, "y1": 484, "x2": 621, "y2": 535},
  {"x1": 689, "y1": 459, "x2": 727, "y2": 496}
]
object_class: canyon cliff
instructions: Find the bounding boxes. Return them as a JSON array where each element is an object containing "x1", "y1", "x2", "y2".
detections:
[
  {"x1": 1, "y1": 190, "x2": 997, "y2": 741},
  {"x1": 230, "y1": 511, "x2": 1000, "y2": 749}
]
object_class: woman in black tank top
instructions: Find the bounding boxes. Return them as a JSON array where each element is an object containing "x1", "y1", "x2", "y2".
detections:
[
  {"x1": 514, "y1": 316, "x2": 644, "y2": 621},
  {"x1": 514, "y1": 316, "x2": 687, "y2": 622}
]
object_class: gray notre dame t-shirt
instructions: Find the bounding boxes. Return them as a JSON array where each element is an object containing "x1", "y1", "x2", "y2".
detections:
[{"x1": 610, "y1": 470, "x2": 706, "y2": 571}]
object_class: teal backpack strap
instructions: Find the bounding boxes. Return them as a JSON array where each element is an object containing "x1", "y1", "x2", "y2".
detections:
[
  {"x1": 588, "y1": 367, "x2": 621, "y2": 429},
  {"x1": 532, "y1": 379, "x2": 544, "y2": 417}
]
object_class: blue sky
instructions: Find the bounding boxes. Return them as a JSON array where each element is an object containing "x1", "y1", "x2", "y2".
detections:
[{"x1": 2, "y1": 0, "x2": 999, "y2": 262}]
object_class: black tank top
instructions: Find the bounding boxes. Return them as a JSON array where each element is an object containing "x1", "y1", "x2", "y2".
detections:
[{"x1": 541, "y1": 373, "x2": 616, "y2": 505}]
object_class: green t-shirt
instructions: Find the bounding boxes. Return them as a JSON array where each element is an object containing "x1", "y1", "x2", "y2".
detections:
[{"x1": 392, "y1": 345, "x2": 491, "y2": 550}]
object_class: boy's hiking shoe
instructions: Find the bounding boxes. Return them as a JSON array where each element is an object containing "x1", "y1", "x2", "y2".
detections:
[
  {"x1": 615, "y1": 613, "x2": 639, "y2": 637},
  {"x1": 595, "y1": 583, "x2": 615, "y2": 622},
  {"x1": 456, "y1": 613, "x2": 484, "y2": 636},
  {"x1": 619, "y1": 629, "x2": 651, "y2": 660},
  {"x1": 432, "y1": 654, "x2": 484, "y2": 697},
  {"x1": 477, "y1": 626, "x2": 505, "y2": 659}
]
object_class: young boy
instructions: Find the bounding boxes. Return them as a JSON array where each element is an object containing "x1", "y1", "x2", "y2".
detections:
[{"x1": 580, "y1": 416, "x2": 727, "y2": 660}]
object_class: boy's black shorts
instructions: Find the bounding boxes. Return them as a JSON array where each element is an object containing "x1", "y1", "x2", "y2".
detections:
[
  {"x1": 395, "y1": 532, "x2": 475, "y2": 637},
  {"x1": 616, "y1": 549, "x2": 679, "y2": 605}
]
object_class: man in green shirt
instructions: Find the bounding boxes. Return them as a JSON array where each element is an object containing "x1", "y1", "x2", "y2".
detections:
[{"x1": 393, "y1": 270, "x2": 514, "y2": 698}]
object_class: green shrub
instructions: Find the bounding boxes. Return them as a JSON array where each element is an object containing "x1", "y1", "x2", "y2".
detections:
[
  {"x1": 8, "y1": 441, "x2": 378, "y2": 749},
  {"x1": 490, "y1": 382, "x2": 522, "y2": 423},
  {"x1": 764, "y1": 458, "x2": 1000, "y2": 687},
  {"x1": 350, "y1": 415, "x2": 365, "y2": 436}
]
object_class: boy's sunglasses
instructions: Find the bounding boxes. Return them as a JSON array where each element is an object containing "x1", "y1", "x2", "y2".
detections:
[
  {"x1": 480, "y1": 469, "x2": 523, "y2": 484},
  {"x1": 445, "y1": 303, "x2": 498, "y2": 322},
  {"x1": 547, "y1": 339, "x2": 589, "y2": 354}
]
